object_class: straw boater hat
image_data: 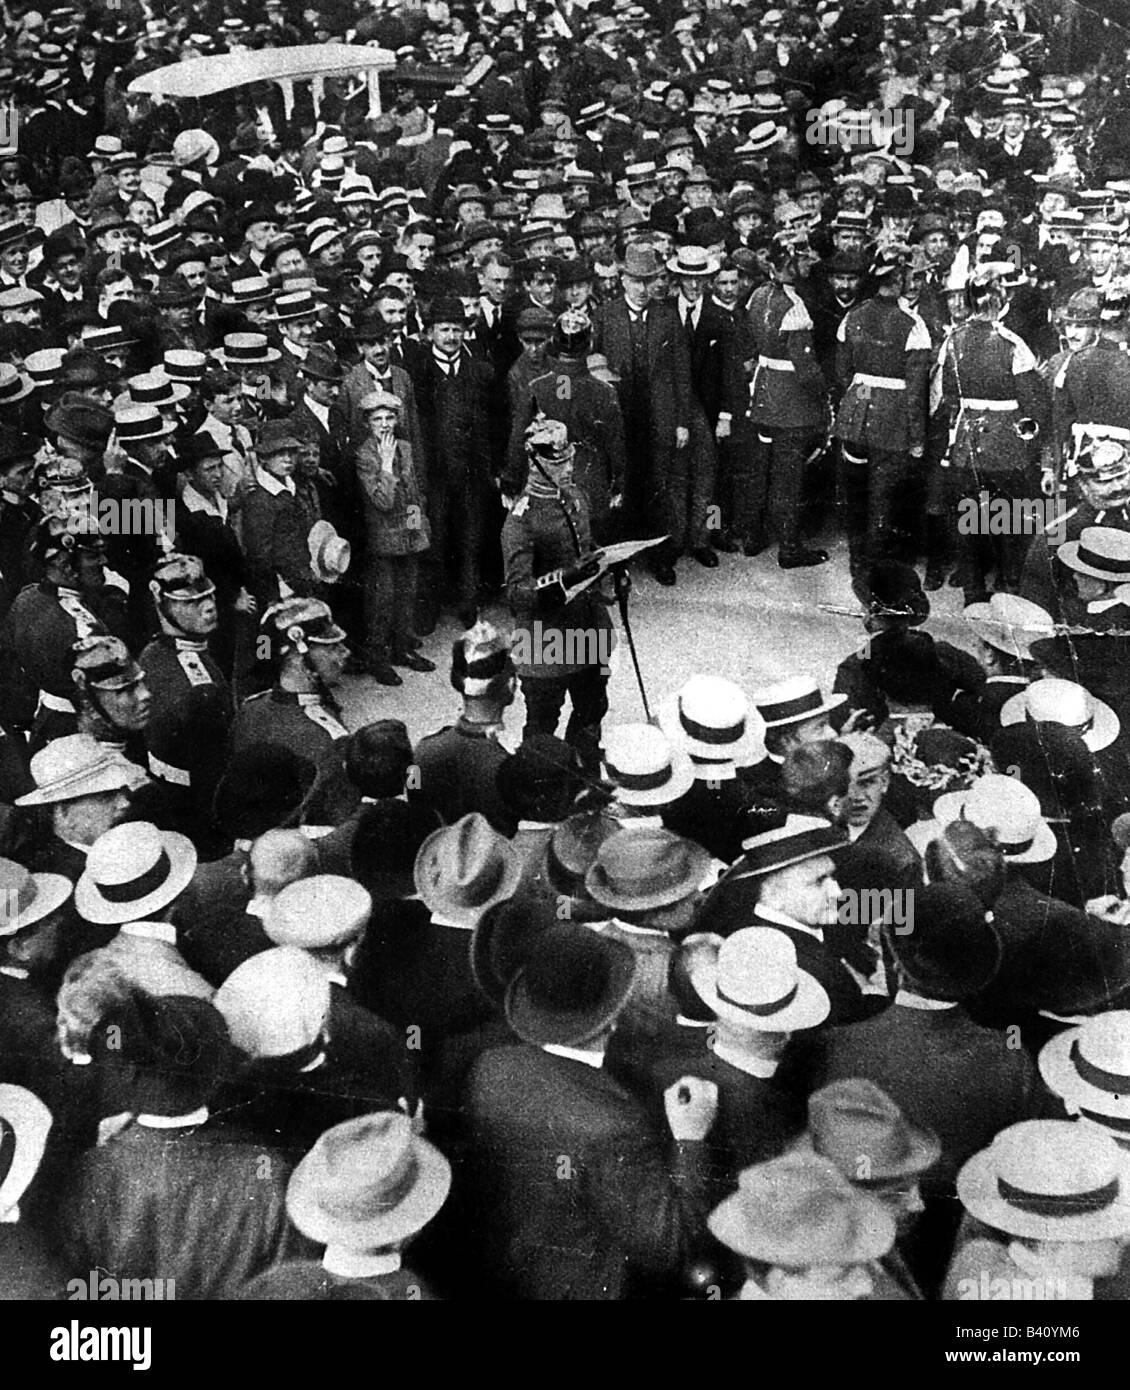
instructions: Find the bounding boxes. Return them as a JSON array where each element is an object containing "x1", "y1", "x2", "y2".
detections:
[
  {"x1": 74, "y1": 821, "x2": 197, "y2": 925},
  {"x1": 933, "y1": 772, "x2": 1058, "y2": 865},
  {"x1": 0, "y1": 858, "x2": 71, "y2": 937},
  {"x1": 1056, "y1": 526, "x2": 1130, "y2": 583},
  {"x1": 736, "y1": 813, "x2": 848, "y2": 872},
  {"x1": 414, "y1": 812, "x2": 521, "y2": 926},
  {"x1": 307, "y1": 520, "x2": 351, "y2": 584},
  {"x1": 666, "y1": 245, "x2": 721, "y2": 277},
  {"x1": 689, "y1": 927, "x2": 830, "y2": 1032},
  {"x1": 1039, "y1": 1012, "x2": 1130, "y2": 1133},
  {"x1": 962, "y1": 593, "x2": 1055, "y2": 663},
  {"x1": 753, "y1": 676, "x2": 846, "y2": 732},
  {"x1": 999, "y1": 677, "x2": 1119, "y2": 753},
  {"x1": 16, "y1": 733, "x2": 141, "y2": 807},
  {"x1": 0, "y1": 1085, "x2": 52, "y2": 1222},
  {"x1": 708, "y1": 1152, "x2": 896, "y2": 1267},
  {"x1": 957, "y1": 1121, "x2": 1130, "y2": 1242},
  {"x1": 601, "y1": 722, "x2": 695, "y2": 807},
  {"x1": 659, "y1": 674, "x2": 766, "y2": 775},
  {"x1": 287, "y1": 1111, "x2": 452, "y2": 1249}
]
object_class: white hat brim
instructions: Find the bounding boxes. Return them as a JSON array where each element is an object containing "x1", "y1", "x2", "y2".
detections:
[
  {"x1": 933, "y1": 791, "x2": 1058, "y2": 863},
  {"x1": 956, "y1": 1144, "x2": 1130, "y2": 1241},
  {"x1": 287, "y1": 1136, "x2": 452, "y2": 1249},
  {"x1": 1056, "y1": 540, "x2": 1130, "y2": 583},
  {"x1": 759, "y1": 692, "x2": 847, "y2": 729},
  {"x1": 690, "y1": 958, "x2": 830, "y2": 1032},
  {"x1": 0, "y1": 873, "x2": 72, "y2": 937},
  {"x1": 658, "y1": 694, "x2": 765, "y2": 769},
  {"x1": 16, "y1": 763, "x2": 137, "y2": 807},
  {"x1": 74, "y1": 831, "x2": 197, "y2": 925},
  {"x1": 1039, "y1": 1028, "x2": 1130, "y2": 1120},
  {"x1": 608, "y1": 745, "x2": 697, "y2": 806},
  {"x1": 999, "y1": 690, "x2": 1120, "y2": 752}
]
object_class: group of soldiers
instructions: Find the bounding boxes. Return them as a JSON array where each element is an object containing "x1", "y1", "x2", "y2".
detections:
[{"x1": 2, "y1": 0, "x2": 1130, "y2": 1308}]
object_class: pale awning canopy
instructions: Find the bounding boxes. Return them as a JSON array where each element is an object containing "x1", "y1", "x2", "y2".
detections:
[{"x1": 128, "y1": 44, "x2": 398, "y2": 118}]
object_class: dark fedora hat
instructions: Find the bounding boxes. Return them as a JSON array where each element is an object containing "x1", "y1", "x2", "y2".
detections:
[
  {"x1": 472, "y1": 896, "x2": 558, "y2": 1005},
  {"x1": 504, "y1": 922, "x2": 636, "y2": 1046},
  {"x1": 496, "y1": 734, "x2": 586, "y2": 824},
  {"x1": 808, "y1": 1078, "x2": 942, "y2": 1184},
  {"x1": 44, "y1": 391, "x2": 114, "y2": 450},
  {"x1": 211, "y1": 740, "x2": 318, "y2": 841},
  {"x1": 892, "y1": 882, "x2": 1002, "y2": 1001}
]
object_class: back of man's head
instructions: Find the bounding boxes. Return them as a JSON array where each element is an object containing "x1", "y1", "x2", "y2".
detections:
[{"x1": 248, "y1": 828, "x2": 316, "y2": 898}]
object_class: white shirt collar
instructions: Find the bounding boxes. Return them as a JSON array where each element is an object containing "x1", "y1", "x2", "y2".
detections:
[
  {"x1": 304, "y1": 393, "x2": 331, "y2": 431},
  {"x1": 181, "y1": 480, "x2": 228, "y2": 520},
  {"x1": 895, "y1": 989, "x2": 957, "y2": 1010},
  {"x1": 136, "y1": 1107, "x2": 209, "y2": 1129},
  {"x1": 245, "y1": 894, "x2": 272, "y2": 919},
  {"x1": 256, "y1": 465, "x2": 295, "y2": 496},
  {"x1": 756, "y1": 903, "x2": 823, "y2": 940},
  {"x1": 542, "y1": 1042, "x2": 604, "y2": 1068},
  {"x1": 711, "y1": 1039, "x2": 780, "y2": 1078},
  {"x1": 118, "y1": 920, "x2": 177, "y2": 945},
  {"x1": 429, "y1": 911, "x2": 474, "y2": 930},
  {"x1": 322, "y1": 1247, "x2": 402, "y2": 1278}
]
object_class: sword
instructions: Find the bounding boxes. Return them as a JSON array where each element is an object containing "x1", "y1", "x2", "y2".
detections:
[{"x1": 614, "y1": 565, "x2": 654, "y2": 724}]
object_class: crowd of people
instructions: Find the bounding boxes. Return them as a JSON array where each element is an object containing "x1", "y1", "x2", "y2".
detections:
[{"x1": 1, "y1": 0, "x2": 1130, "y2": 1304}]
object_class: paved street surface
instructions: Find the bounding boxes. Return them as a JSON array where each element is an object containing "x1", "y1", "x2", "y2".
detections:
[{"x1": 340, "y1": 531, "x2": 973, "y2": 750}]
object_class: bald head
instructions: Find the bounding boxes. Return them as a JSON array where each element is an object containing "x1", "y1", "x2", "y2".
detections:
[{"x1": 248, "y1": 829, "x2": 316, "y2": 899}]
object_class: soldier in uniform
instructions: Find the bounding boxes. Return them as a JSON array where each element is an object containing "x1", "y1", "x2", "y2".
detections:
[
  {"x1": 743, "y1": 237, "x2": 830, "y2": 568},
  {"x1": 834, "y1": 247, "x2": 933, "y2": 577},
  {"x1": 1050, "y1": 284, "x2": 1130, "y2": 498},
  {"x1": 139, "y1": 553, "x2": 234, "y2": 852},
  {"x1": 933, "y1": 263, "x2": 1049, "y2": 602},
  {"x1": 506, "y1": 309, "x2": 627, "y2": 544},
  {"x1": 501, "y1": 418, "x2": 619, "y2": 770},
  {"x1": 69, "y1": 633, "x2": 153, "y2": 780},
  {"x1": 3, "y1": 517, "x2": 125, "y2": 752},
  {"x1": 230, "y1": 595, "x2": 359, "y2": 829},
  {"x1": 411, "y1": 621, "x2": 518, "y2": 836}
]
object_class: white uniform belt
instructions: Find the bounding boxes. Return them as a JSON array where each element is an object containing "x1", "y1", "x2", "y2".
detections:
[
  {"x1": 1072, "y1": 422, "x2": 1130, "y2": 442},
  {"x1": 963, "y1": 398, "x2": 1019, "y2": 411},
  {"x1": 147, "y1": 753, "x2": 191, "y2": 787},
  {"x1": 37, "y1": 690, "x2": 75, "y2": 714},
  {"x1": 757, "y1": 355, "x2": 795, "y2": 372},
  {"x1": 853, "y1": 373, "x2": 905, "y2": 390}
]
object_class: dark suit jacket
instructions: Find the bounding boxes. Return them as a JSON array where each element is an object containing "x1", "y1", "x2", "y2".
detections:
[
  {"x1": 592, "y1": 297, "x2": 692, "y2": 447},
  {"x1": 462, "y1": 1044, "x2": 714, "y2": 1299},
  {"x1": 814, "y1": 1001, "x2": 1050, "y2": 1191},
  {"x1": 606, "y1": 1020, "x2": 809, "y2": 1199},
  {"x1": 56, "y1": 1122, "x2": 291, "y2": 1301},
  {"x1": 682, "y1": 297, "x2": 743, "y2": 427}
]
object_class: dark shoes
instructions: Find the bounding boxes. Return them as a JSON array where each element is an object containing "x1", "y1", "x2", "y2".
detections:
[
  {"x1": 924, "y1": 563, "x2": 947, "y2": 592},
  {"x1": 691, "y1": 546, "x2": 720, "y2": 569},
  {"x1": 778, "y1": 547, "x2": 829, "y2": 569},
  {"x1": 394, "y1": 650, "x2": 436, "y2": 673},
  {"x1": 710, "y1": 533, "x2": 739, "y2": 553},
  {"x1": 367, "y1": 662, "x2": 403, "y2": 686},
  {"x1": 651, "y1": 563, "x2": 678, "y2": 586}
]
